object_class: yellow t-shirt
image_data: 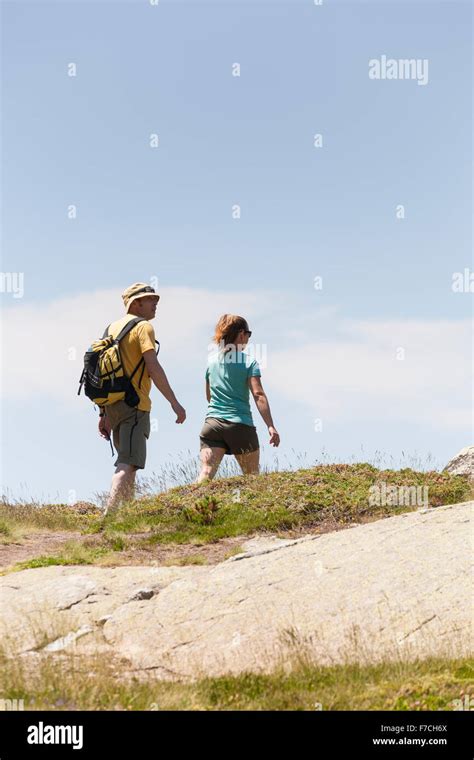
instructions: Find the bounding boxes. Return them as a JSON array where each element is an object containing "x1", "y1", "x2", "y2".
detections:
[{"x1": 107, "y1": 315, "x2": 156, "y2": 412}]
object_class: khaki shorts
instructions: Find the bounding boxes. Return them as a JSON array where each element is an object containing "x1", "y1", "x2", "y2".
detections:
[
  {"x1": 104, "y1": 400, "x2": 150, "y2": 469},
  {"x1": 200, "y1": 417, "x2": 259, "y2": 456}
]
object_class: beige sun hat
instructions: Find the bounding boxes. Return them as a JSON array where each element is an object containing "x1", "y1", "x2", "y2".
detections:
[{"x1": 122, "y1": 282, "x2": 160, "y2": 313}]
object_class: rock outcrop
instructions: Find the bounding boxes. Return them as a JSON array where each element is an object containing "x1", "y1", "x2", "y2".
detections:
[
  {"x1": 1, "y1": 501, "x2": 472, "y2": 681},
  {"x1": 443, "y1": 446, "x2": 473, "y2": 478}
]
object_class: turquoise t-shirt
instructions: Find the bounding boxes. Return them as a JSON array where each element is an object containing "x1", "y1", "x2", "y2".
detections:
[{"x1": 205, "y1": 349, "x2": 261, "y2": 426}]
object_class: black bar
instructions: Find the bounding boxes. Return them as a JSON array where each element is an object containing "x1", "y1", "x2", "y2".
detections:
[{"x1": 0, "y1": 710, "x2": 472, "y2": 757}]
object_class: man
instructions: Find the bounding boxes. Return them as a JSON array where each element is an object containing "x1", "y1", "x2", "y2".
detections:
[{"x1": 98, "y1": 282, "x2": 186, "y2": 515}]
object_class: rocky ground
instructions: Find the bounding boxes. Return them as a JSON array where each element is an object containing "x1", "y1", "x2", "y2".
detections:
[{"x1": 2, "y1": 499, "x2": 472, "y2": 681}]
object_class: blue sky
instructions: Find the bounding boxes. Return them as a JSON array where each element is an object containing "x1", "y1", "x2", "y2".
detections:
[{"x1": 1, "y1": 0, "x2": 472, "y2": 503}]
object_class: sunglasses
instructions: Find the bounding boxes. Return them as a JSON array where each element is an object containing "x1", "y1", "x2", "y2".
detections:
[{"x1": 244, "y1": 329, "x2": 252, "y2": 337}]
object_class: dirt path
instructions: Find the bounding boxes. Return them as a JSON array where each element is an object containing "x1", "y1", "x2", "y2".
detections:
[
  {"x1": 0, "y1": 524, "x2": 337, "y2": 571},
  {"x1": 0, "y1": 531, "x2": 84, "y2": 568},
  {"x1": 0, "y1": 530, "x2": 256, "y2": 570},
  {"x1": 0, "y1": 515, "x2": 380, "y2": 571}
]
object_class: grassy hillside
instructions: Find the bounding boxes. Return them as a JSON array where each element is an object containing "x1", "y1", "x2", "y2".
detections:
[{"x1": 0, "y1": 463, "x2": 471, "y2": 572}]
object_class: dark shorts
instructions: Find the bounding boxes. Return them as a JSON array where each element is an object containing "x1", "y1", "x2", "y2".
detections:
[
  {"x1": 104, "y1": 400, "x2": 150, "y2": 469},
  {"x1": 200, "y1": 417, "x2": 259, "y2": 456}
]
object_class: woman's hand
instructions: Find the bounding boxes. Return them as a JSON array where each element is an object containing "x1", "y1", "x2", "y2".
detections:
[{"x1": 268, "y1": 426, "x2": 280, "y2": 447}]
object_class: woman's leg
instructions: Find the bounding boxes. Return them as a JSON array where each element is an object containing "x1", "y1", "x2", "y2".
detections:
[
  {"x1": 196, "y1": 446, "x2": 226, "y2": 483},
  {"x1": 235, "y1": 448, "x2": 260, "y2": 475}
]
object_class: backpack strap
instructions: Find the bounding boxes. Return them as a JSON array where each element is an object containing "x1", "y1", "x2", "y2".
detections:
[
  {"x1": 130, "y1": 355, "x2": 145, "y2": 381},
  {"x1": 119, "y1": 317, "x2": 149, "y2": 381},
  {"x1": 114, "y1": 316, "x2": 145, "y2": 344},
  {"x1": 133, "y1": 339, "x2": 160, "y2": 388},
  {"x1": 108, "y1": 317, "x2": 157, "y2": 386}
]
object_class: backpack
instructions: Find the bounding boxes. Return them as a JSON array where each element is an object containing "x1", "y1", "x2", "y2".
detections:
[{"x1": 77, "y1": 317, "x2": 160, "y2": 408}]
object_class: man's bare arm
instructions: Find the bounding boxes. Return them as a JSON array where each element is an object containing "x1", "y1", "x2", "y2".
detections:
[
  {"x1": 249, "y1": 376, "x2": 280, "y2": 446},
  {"x1": 142, "y1": 349, "x2": 186, "y2": 423},
  {"x1": 205, "y1": 379, "x2": 211, "y2": 403}
]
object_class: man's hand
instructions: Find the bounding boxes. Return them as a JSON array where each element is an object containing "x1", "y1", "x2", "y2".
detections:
[
  {"x1": 268, "y1": 426, "x2": 280, "y2": 447},
  {"x1": 98, "y1": 415, "x2": 112, "y2": 440},
  {"x1": 171, "y1": 400, "x2": 186, "y2": 424},
  {"x1": 143, "y1": 350, "x2": 186, "y2": 424}
]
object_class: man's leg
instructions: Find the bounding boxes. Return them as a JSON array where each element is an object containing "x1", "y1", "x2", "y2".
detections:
[
  {"x1": 196, "y1": 446, "x2": 226, "y2": 483},
  {"x1": 104, "y1": 463, "x2": 138, "y2": 516},
  {"x1": 235, "y1": 449, "x2": 260, "y2": 475},
  {"x1": 103, "y1": 402, "x2": 149, "y2": 516}
]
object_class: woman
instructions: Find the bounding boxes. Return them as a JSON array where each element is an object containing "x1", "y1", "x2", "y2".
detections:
[{"x1": 197, "y1": 314, "x2": 280, "y2": 482}]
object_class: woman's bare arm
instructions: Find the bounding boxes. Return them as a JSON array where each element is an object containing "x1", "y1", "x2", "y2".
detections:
[{"x1": 249, "y1": 376, "x2": 280, "y2": 446}]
